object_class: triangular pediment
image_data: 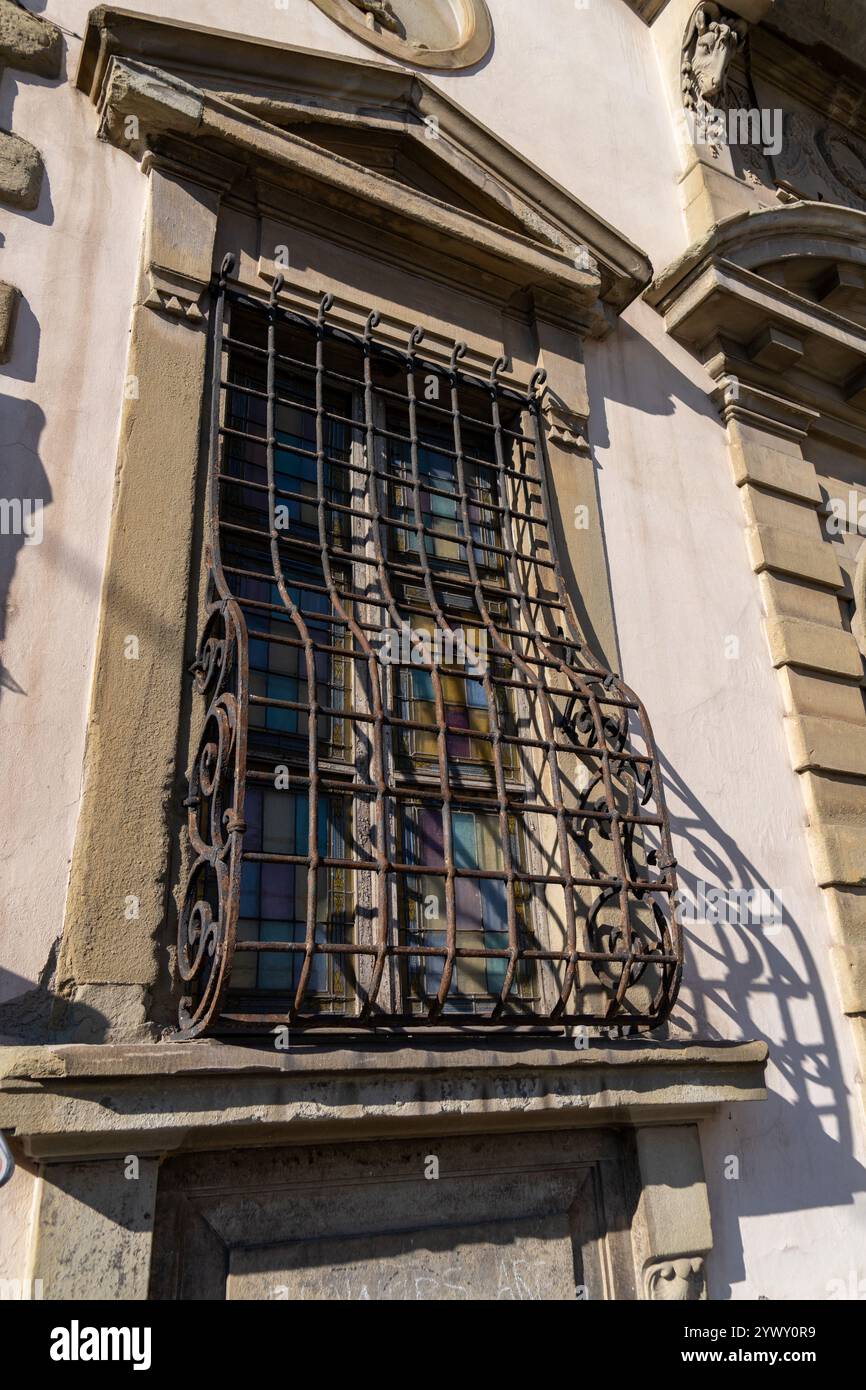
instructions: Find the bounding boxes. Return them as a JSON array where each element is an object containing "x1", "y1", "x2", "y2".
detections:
[
  {"x1": 270, "y1": 121, "x2": 529, "y2": 235},
  {"x1": 78, "y1": 8, "x2": 652, "y2": 320}
]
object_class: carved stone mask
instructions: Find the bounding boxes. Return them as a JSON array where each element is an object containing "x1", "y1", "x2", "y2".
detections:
[
  {"x1": 347, "y1": 0, "x2": 402, "y2": 35},
  {"x1": 682, "y1": 4, "x2": 748, "y2": 111},
  {"x1": 646, "y1": 1257, "x2": 706, "y2": 1301}
]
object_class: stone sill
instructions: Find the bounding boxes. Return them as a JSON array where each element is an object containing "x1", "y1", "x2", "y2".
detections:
[{"x1": 0, "y1": 1038, "x2": 768, "y2": 1161}]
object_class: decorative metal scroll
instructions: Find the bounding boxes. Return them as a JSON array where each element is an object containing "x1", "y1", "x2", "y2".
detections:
[{"x1": 177, "y1": 254, "x2": 682, "y2": 1037}]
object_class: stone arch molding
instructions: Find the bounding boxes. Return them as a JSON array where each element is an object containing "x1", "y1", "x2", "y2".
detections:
[
  {"x1": 308, "y1": 0, "x2": 493, "y2": 69},
  {"x1": 647, "y1": 202, "x2": 866, "y2": 414}
]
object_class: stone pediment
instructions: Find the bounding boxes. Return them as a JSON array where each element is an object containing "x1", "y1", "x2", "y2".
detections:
[{"x1": 77, "y1": 8, "x2": 652, "y2": 331}]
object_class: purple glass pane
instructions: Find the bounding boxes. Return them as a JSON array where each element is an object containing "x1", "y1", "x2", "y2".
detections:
[
  {"x1": 261, "y1": 862, "x2": 295, "y2": 920},
  {"x1": 446, "y1": 704, "x2": 470, "y2": 759}
]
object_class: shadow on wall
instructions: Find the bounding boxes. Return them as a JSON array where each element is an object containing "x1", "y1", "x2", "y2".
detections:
[
  {"x1": 586, "y1": 315, "x2": 723, "y2": 451},
  {"x1": 0, "y1": 394, "x2": 49, "y2": 700},
  {"x1": 0, "y1": 960, "x2": 108, "y2": 1046},
  {"x1": 583, "y1": 305, "x2": 866, "y2": 1290},
  {"x1": 659, "y1": 747, "x2": 866, "y2": 1298}
]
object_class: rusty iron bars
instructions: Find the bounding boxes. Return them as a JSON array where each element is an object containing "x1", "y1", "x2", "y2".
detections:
[{"x1": 177, "y1": 254, "x2": 682, "y2": 1037}]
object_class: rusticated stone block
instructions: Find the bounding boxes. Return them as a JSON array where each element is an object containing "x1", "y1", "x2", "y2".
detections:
[
  {"x1": 0, "y1": 278, "x2": 21, "y2": 363},
  {"x1": 0, "y1": 126, "x2": 43, "y2": 208},
  {"x1": 785, "y1": 713, "x2": 866, "y2": 778},
  {"x1": 746, "y1": 522, "x2": 844, "y2": 589},
  {"x1": 0, "y1": 0, "x2": 62, "y2": 78},
  {"x1": 766, "y1": 615, "x2": 864, "y2": 679}
]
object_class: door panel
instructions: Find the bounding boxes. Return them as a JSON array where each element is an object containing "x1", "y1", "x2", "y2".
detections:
[{"x1": 149, "y1": 1127, "x2": 639, "y2": 1301}]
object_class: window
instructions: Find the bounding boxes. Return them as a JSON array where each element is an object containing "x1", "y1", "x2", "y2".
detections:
[{"x1": 177, "y1": 257, "x2": 682, "y2": 1036}]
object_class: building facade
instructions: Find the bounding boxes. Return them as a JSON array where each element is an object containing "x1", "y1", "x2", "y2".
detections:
[{"x1": 0, "y1": 0, "x2": 865, "y2": 1301}]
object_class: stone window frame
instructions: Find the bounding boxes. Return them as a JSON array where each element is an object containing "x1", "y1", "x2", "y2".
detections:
[{"x1": 57, "y1": 8, "x2": 671, "y2": 1042}]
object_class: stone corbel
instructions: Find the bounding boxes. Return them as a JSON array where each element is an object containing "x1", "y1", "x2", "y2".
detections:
[
  {"x1": 143, "y1": 266, "x2": 206, "y2": 323},
  {"x1": 542, "y1": 394, "x2": 591, "y2": 455},
  {"x1": 633, "y1": 1126, "x2": 713, "y2": 1300},
  {"x1": 533, "y1": 313, "x2": 592, "y2": 455},
  {"x1": 139, "y1": 151, "x2": 238, "y2": 325}
]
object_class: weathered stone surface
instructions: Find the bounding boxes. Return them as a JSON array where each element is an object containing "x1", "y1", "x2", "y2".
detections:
[
  {"x1": 0, "y1": 127, "x2": 43, "y2": 209},
  {"x1": 63, "y1": 983, "x2": 157, "y2": 1044},
  {"x1": 32, "y1": 1158, "x2": 158, "y2": 1300},
  {"x1": 0, "y1": 278, "x2": 20, "y2": 363},
  {"x1": 0, "y1": 1038, "x2": 770, "y2": 1161},
  {"x1": 778, "y1": 666, "x2": 866, "y2": 723},
  {"x1": 100, "y1": 62, "x2": 203, "y2": 143},
  {"x1": 743, "y1": 482, "x2": 821, "y2": 536},
  {"x1": 766, "y1": 615, "x2": 864, "y2": 678},
  {"x1": 0, "y1": 0, "x2": 62, "y2": 78},
  {"x1": 807, "y1": 823, "x2": 866, "y2": 888},
  {"x1": 152, "y1": 1128, "x2": 641, "y2": 1302},
  {"x1": 785, "y1": 714, "x2": 866, "y2": 777},
  {"x1": 829, "y1": 940, "x2": 866, "y2": 1015},
  {"x1": 730, "y1": 436, "x2": 822, "y2": 503},
  {"x1": 746, "y1": 522, "x2": 844, "y2": 588}
]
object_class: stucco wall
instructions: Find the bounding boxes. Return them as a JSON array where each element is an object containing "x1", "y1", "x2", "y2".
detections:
[{"x1": 1, "y1": 0, "x2": 864, "y2": 1300}]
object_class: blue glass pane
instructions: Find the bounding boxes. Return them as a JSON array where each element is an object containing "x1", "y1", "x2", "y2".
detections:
[
  {"x1": 259, "y1": 922, "x2": 296, "y2": 990},
  {"x1": 265, "y1": 674, "x2": 298, "y2": 732},
  {"x1": 452, "y1": 812, "x2": 477, "y2": 871},
  {"x1": 240, "y1": 862, "x2": 260, "y2": 918},
  {"x1": 466, "y1": 677, "x2": 487, "y2": 708}
]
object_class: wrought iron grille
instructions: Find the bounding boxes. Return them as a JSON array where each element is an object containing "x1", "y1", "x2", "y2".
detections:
[{"x1": 177, "y1": 254, "x2": 682, "y2": 1037}]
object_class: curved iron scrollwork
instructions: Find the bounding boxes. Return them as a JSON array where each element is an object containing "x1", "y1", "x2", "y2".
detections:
[
  {"x1": 176, "y1": 255, "x2": 682, "y2": 1037},
  {"x1": 178, "y1": 256, "x2": 249, "y2": 1037}
]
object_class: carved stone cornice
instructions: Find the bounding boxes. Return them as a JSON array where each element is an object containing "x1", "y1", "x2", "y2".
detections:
[
  {"x1": 0, "y1": 1039, "x2": 769, "y2": 1160},
  {"x1": 710, "y1": 376, "x2": 819, "y2": 441},
  {"x1": 752, "y1": 26, "x2": 866, "y2": 146}
]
